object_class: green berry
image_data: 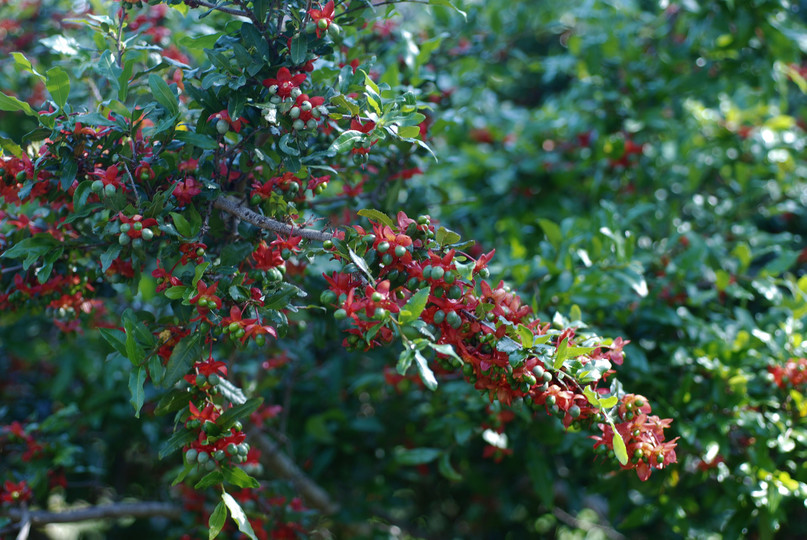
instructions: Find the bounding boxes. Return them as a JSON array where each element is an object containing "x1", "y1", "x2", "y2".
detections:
[
  {"x1": 141, "y1": 228, "x2": 154, "y2": 240},
  {"x1": 433, "y1": 310, "x2": 446, "y2": 324},
  {"x1": 185, "y1": 448, "x2": 198, "y2": 462},
  {"x1": 377, "y1": 241, "x2": 390, "y2": 254},
  {"x1": 394, "y1": 245, "x2": 406, "y2": 257},
  {"x1": 334, "y1": 308, "x2": 348, "y2": 320},
  {"x1": 118, "y1": 234, "x2": 131, "y2": 245},
  {"x1": 431, "y1": 266, "x2": 445, "y2": 280},
  {"x1": 120, "y1": 223, "x2": 131, "y2": 233},
  {"x1": 446, "y1": 311, "x2": 462, "y2": 329},
  {"x1": 448, "y1": 285, "x2": 462, "y2": 300}
]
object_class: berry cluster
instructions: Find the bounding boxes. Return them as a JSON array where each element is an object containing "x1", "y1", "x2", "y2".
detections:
[{"x1": 322, "y1": 212, "x2": 678, "y2": 480}]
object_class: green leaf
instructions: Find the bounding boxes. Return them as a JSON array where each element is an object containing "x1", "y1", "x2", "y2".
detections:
[
  {"x1": 429, "y1": 343, "x2": 462, "y2": 364},
  {"x1": 175, "y1": 131, "x2": 219, "y2": 150},
  {"x1": 397, "y1": 349, "x2": 414, "y2": 374},
  {"x1": 123, "y1": 310, "x2": 143, "y2": 365},
  {"x1": 553, "y1": 337, "x2": 569, "y2": 370},
  {"x1": 517, "y1": 325, "x2": 534, "y2": 348},
  {"x1": 208, "y1": 501, "x2": 227, "y2": 540},
  {"x1": 414, "y1": 350, "x2": 438, "y2": 390},
  {"x1": 100, "y1": 245, "x2": 122, "y2": 273},
  {"x1": 46, "y1": 67, "x2": 70, "y2": 108},
  {"x1": 171, "y1": 212, "x2": 193, "y2": 237},
  {"x1": 99, "y1": 328, "x2": 128, "y2": 357},
  {"x1": 193, "y1": 262, "x2": 210, "y2": 288},
  {"x1": 158, "y1": 428, "x2": 196, "y2": 459},
  {"x1": 290, "y1": 34, "x2": 307, "y2": 65},
  {"x1": 222, "y1": 492, "x2": 258, "y2": 540},
  {"x1": 11, "y1": 52, "x2": 45, "y2": 80},
  {"x1": 435, "y1": 226, "x2": 461, "y2": 246},
  {"x1": 398, "y1": 288, "x2": 430, "y2": 325},
  {"x1": 129, "y1": 366, "x2": 147, "y2": 418},
  {"x1": 0, "y1": 91, "x2": 38, "y2": 119},
  {"x1": 583, "y1": 387, "x2": 600, "y2": 407},
  {"x1": 611, "y1": 423, "x2": 629, "y2": 466},
  {"x1": 278, "y1": 133, "x2": 300, "y2": 156},
  {"x1": 394, "y1": 446, "x2": 441, "y2": 465},
  {"x1": 179, "y1": 32, "x2": 223, "y2": 50},
  {"x1": 222, "y1": 466, "x2": 260, "y2": 489},
  {"x1": 154, "y1": 389, "x2": 191, "y2": 416},
  {"x1": 347, "y1": 246, "x2": 375, "y2": 284},
  {"x1": 357, "y1": 208, "x2": 395, "y2": 227},
  {"x1": 195, "y1": 470, "x2": 224, "y2": 490},
  {"x1": 162, "y1": 334, "x2": 201, "y2": 388},
  {"x1": 599, "y1": 395, "x2": 618, "y2": 409},
  {"x1": 398, "y1": 125, "x2": 420, "y2": 139},
  {"x1": 538, "y1": 218, "x2": 562, "y2": 249},
  {"x1": 428, "y1": 0, "x2": 466, "y2": 18},
  {"x1": 217, "y1": 397, "x2": 263, "y2": 431},
  {"x1": 438, "y1": 453, "x2": 462, "y2": 481},
  {"x1": 328, "y1": 129, "x2": 363, "y2": 154},
  {"x1": 165, "y1": 286, "x2": 188, "y2": 300},
  {"x1": 148, "y1": 74, "x2": 179, "y2": 117}
]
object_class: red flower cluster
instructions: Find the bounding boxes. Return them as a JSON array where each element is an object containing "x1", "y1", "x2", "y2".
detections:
[
  {"x1": 0, "y1": 480, "x2": 32, "y2": 504},
  {"x1": 262, "y1": 68, "x2": 306, "y2": 99},
  {"x1": 324, "y1": 212, "x2": 677, "y2": 480},
  {"x1": 308, "y1": 1, "x2": 335, "y2": 38},
  {"x1": 769, "y1": 357, "x2": 807, "y2": 390}
]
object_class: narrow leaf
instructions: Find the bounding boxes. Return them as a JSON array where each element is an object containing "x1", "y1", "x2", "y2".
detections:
[
  {"x1": 414, "y1": 350, "x2": 438, "y2": 390},
  {"x1": 208, "y1": 501, "x2": 227, "y2": 540},
  {"x1": 129, "y1": 366, "x2": 147, "y2": 418},
  {"x1": 148, "y1": 73, "x2": 179, "y2": 116},
  {"x1": 222, "y1": 492, "x2": 258, "y2": 540},
  {"x1": 611, "y1": 423, "x2": 629, "y2": 466},
  {"x1": 553, "y1": 337, "x2": 569, "y2": 370}
]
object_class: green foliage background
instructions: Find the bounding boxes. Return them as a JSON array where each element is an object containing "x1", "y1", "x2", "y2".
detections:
[{"x1": 2, "y1": 0, "x2": 807, "y2": 538}]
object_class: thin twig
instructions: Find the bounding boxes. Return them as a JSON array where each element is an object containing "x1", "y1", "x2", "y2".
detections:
[
  {"x1": 213, "y1": 195, "x2": 334, "y2": 242},
  {"x1": 552, "y1": 507, "x2": 625, "y2": 540},
  {"x1": 192, "y1": 0, "x2": 251, "y2": 18},
  {"x1": 248, "y1": 428, "x2": 340, "y2": 515},
  {"x1": 15, "y1": 504, "x2": 30, "y2": 540},
  {"x1": 2, "y1": 502, "x2": 181, "y2": 527}
]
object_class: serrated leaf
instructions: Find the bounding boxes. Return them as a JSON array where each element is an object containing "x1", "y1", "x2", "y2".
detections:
[
  {"x1": 398, "y1": 288, "x2": 430, "y2": 325},
  {"x1": 209, "y1": 501, "x2": 227, "y2": 540},
  {"x1": 46, "y1": 67, "x2": 70, "y2": 108},
  {"x1": 611, "y1": 423, "x2": 629, "y2": 465},
  {"x1": 149, "y1": 74, "x2": 179, "y2": 116},
  {"x1": 222, "y1": 492, "x2": 258, "y2": 540},
  {"x1": 222, "y1": 466, "x2": 260, "y2": 489},
  {"x1": 357, "y1": 208, "x2": 395, "y2": 227},
  {"x1": 129, "y1": 366, "x2": 147, "y2": 418},
  {"x1": 414, "y1": 350, "x2": 438, "y2": 390},
  {"x1": 163, "y1": 334, "x2": 201, "y2": 388}
]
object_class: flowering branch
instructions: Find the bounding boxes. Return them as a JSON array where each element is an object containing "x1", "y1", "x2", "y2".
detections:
[{"x1": 213, "y1": 195, "x2": 334, "y2": 242}]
